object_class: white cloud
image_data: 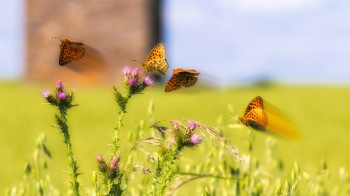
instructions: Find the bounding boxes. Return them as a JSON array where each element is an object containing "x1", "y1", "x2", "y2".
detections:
[{"x1": 217, "y1": 0, "x2": 325, "y2": 12}]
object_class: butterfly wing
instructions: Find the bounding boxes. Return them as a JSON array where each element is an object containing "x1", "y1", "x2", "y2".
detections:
[
  {"x1": 147, "y1": 43, "x2": 166, "y2": 61},
  {"x1": 58, "y1": 39, "x2": 85, "y2": 66},
  {"x1": 179, "y1": 74, "x2": 198, "y2": 87},
  {"x1": 59, "y1": 40, "x2": 73, "y2": 65},
  {"x1": 244, "y1": 108, "x2": 268, "y2": 131},
  {"x1": 243, "y1": 96, "x2": 264, "y2": 117},
  {"x1": 144, "y1": 43, "x2": 168, "y2": 76},
  {"x1": 69, "y1": 42, "x2": 85, "y2": 61},
  {"x1": 145, "y1": 59, "x2": 169, "y2": 76},
  {"x1": 165, "y1": 74, "x2": 182, "y2": 92}
]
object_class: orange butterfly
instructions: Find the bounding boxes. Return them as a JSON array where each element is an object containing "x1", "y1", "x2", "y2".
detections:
[
  {"x1": 239, "y1": 96, "x2": 300, "y2": 139},
  {"x1": 139, "y1": 43, "x2": 169, "y2": 76},
  {"x1": 55, "y1": 38, "x2": 85, "y2": 66},
  {"x1": 165, "y1": 68, "x2": 200, "y2": 92}
]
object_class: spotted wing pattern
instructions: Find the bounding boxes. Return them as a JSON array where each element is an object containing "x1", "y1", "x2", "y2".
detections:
[
  {"x1": 165, "y1": 68, "x2": 200, "y2": 92},
  {"x1": 142, "y1": 43, "x2": 168, "y2": 76},
  {"x1": 165, "y1": 74, "x2": 182, "y2": 92},
  {"x1": 59, "y1": 39, "x2": 85, "y2": 66},
  {"x1": 240, "y1": 96, "x2": 268, "y2": 131}
]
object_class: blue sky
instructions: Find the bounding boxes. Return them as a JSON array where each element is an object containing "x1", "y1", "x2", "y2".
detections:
[
  {"x1": 0, "y1": 0, "x2": 24, "y2": 79},
  {"x1": 2, "y1": 0, "x2": 350, "y2": 85},
  {"x1": 163, "y1": 0, "x2": 350, "y2": 85}
]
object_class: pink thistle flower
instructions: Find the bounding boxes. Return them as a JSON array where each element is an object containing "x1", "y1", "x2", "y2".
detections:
[
  {"x1": 58, "y1": 92, "x2": 67, "y2": 100},
  {"x1": 188, "y1": 121, "x2": 197, "y2": 131},
  {"x1": 55, "y1": 80, "x2": 64, "y2": 89},
  {"x1": 129, "y1": 78, "x2": 136, "y2": 86},
  {"x1": 190, "y1": 134, "x2": 202, "y2": 145},
  {"x1": 96, "y1": 154, "x2": 105, "y2": 163},
  {"x1": 110, "y1": 154, "x2": 120, "y2": 170},
  {"x1": 132, "y1": 68, "x2": 139, "y2": 76},
  {"x1": 96, "y1": 154, "x2": 107, "y2": 172},
  {"x1": 122, "y1": 67, "x2": 131, "y2": 75},
  {"x1": 42, "y1": 89, "x2": 50, "y2": 98},
  {"x1": 144, "y1": 76, "x2": 153, "y2": 86}
]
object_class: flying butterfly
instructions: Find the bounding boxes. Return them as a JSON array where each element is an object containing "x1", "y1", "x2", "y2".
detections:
[
  {"x1": 165, "y1": 68, "x2": 200, "y2": 92},
  {"x1": 54, "y1": 37, "x2": 85, "y2": 66},
  {"x1": 239, "y1": 96, "x2": 300, "y2": 139},
  {"x1": 137, "y1": 43, "x2": 169, "y2": 76}
]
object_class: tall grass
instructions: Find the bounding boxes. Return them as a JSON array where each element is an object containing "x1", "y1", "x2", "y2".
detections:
[{"x1": 2, "y1": 81, "x2": 350, "y2": 195}]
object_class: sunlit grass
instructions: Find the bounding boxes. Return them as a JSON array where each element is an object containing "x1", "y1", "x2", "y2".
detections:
[{"x1": 1, "y1": 81, "x2": 350, "y2": 194}]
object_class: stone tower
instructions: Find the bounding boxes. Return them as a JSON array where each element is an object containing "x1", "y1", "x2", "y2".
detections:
[{"x1": 25, "y1": 0, "x2": 162, "y2": 84}]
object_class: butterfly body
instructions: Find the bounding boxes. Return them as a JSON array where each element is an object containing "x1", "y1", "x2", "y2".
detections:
[
  {"x1": 58, "y1": 38, "x2": 85, "y2": 66},
  {"x1": 165, "y1": 68, "x2": 200, "y2": 92},
  {"x1": 141, "y1": 43, "x2": 168, "y2": 76},
  {"x1": 239, "y1": 96, "x2": 300, "y2": 139}
]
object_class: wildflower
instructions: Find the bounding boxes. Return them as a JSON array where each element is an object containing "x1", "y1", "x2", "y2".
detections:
[
  {"x1": 42, "y1": 89, "x2": 50, "y2": 99},
  {"x1": 96, "y1": 154, "x2": 107, "y2": 173},
  {"x1": 96, "y1": 154, "x2": 105, "y2": 163},
  {"x1": 58, "y1": 92, "x2": 67, "y2": 100},
  {"x1": 188, "y1": 121, "x2": 197, "y2": 131},
  {"x1": 109, "y1": 154, "x2": 121, "y2": 170},
  {"x1": 189, "y1": 134, "x2": 202, "y2": 145},
  {"x1": 170, "y1": 137, "x2": 176, "y2": 144},
  {"x1": 132, "y1": 68, "x2": 139, "y2": 76},
  {"x1": 56, "y1": 80, "x2": 64, "y2": 89},
  {"x1": 122, "y1": 67, "x2": 131, "y2": 75},
  {"x1": 129, "y1": 78, "x2": 136, "y2": 86},
  {"x1": 144, "y1": 76, "x2": 153, "y2": 86}
]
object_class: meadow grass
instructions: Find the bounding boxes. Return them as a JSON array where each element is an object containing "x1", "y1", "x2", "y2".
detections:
[{"x1": 1, "y1": 81, "x2": 350, "y2": 195}]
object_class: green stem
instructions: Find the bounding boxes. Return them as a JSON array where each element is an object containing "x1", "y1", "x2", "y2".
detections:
[
  {"x1": 112, "y1": 92, "x2": 132, "y2": 154},
  {"x1": 58, "y1": 107, "x2": 80, "y2": 196},
  {"x1": 112, "y1": 110, "x2": 125, "y2": 154}
]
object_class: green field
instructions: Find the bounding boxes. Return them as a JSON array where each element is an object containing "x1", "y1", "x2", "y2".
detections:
[{"x1": 1, "y1": 81, "x2": 350, "y2": 194}]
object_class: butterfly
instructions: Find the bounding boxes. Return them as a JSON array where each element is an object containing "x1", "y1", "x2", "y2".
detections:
[
  {"x1": 55, "y1": 38, "x2": 85, "y2": 66},
  {"x1": 139, "y1": 43, "x2": 168, "y2": 76},
  {"x1": 239, "y1": 96, "x2": 300, "y2": 139},
  {"x1": 165, "y1": 68, "x2": 200, "y2": 92}
]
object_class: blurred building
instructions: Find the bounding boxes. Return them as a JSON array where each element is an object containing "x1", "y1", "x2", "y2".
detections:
[{"x1": 25, "y1": 0, "x2": 162, "y2": 84}]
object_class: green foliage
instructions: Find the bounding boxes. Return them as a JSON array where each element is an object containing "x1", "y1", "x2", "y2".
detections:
[
  {"x1": 6, "y1": 134, "x2": 58, "y2": 196},
  {"x1": 2, "y1": 82, "x2": 350, "y2": 195}
]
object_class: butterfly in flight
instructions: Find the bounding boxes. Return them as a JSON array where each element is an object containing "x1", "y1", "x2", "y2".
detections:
[
  {"x1": 165, "y1": 68, "x2": 200, "y2": 92},
  {"x1": 137, "y1": 43, "x2": 169, "y2": 76},
  {"x1": 239, "y1": 96, "x2": 300, "y2": 139},
  {"x1": 54, "y1": 37, "x2": 85, "y2": 66}
]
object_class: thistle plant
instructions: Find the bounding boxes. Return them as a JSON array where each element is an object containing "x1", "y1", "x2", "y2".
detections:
[
  {"x1": 149, "y1": 120, "x2": 243, "y2": 195},
  {"x1": 112, "y1": 67, "x2": 153, "y2": 153},
  {"x1": 96, "y1": 67, "x2": 153, "y2": 195},
  {"x1": 42, "y1": 80, "x2": 80, "y2": 196}
]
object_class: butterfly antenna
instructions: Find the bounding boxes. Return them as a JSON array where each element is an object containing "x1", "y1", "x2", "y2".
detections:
[
  {"x1": 51, "y1": 36, "x2": 62, "y2": 40},
  {"x1": 132, "y1": 59, "x2": 143, "y2": 63}
]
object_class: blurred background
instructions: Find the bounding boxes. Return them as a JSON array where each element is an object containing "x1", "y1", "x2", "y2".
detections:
[
  {"x1": 1, "y1": 0, "x2": 350, "y2": 84},
  {"x1": 1, "y1": 0, "x2": 350, "y2": 193}
]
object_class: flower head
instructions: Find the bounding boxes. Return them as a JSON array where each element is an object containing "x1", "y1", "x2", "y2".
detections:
[
  {"x1": 96, "y1": 154, "x2": 107, "y2": 173},
  {"x1": 144, "y1": 76, "x2": 153, "y2": 86},
  {"x1": 132, "y1": 68, "x2": 139, "y2": 76},
  {"x1": 96, "y1": 154, "x2": 105, "y2": 163},
  {"x1": 55, "y1": 80, "x2": 64, "y2": 89},
  {"x1": 188, "y1": 121, "x2": 197, "y2": 132},
  {"x1": 122, "y1": 67, "x2": 131, "y2": 75},
  {"x1": 129, "y1": 78, "x2": 136, "y2": 86},
  {"x1": 170, "y1": 137, "x2": 176, "y2": 144},
  {"x1": 42, "y1": 81, "x2": 76, "y2": 108},
  {"x1": 109, "y1": 154, "x2": 121, "y2": 170},
  {"x1": 58, "y1": 92, "x2": 67, "y2": 100},
  {"x1": 189, "y1": 134, "x2": 202, "y2": 145},
  {"x1": 42, "y1": 89, "x2": 50, "y2": 99}
]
